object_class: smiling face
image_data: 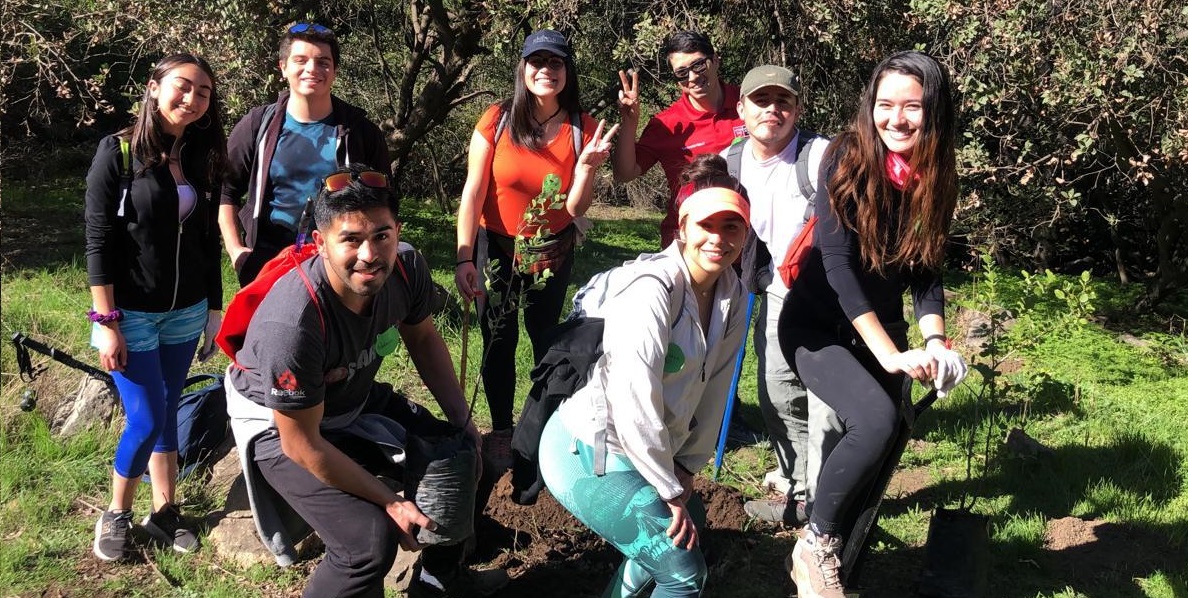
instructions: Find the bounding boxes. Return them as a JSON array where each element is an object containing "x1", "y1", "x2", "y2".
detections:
[
  {"x1": 873, "y1": 71, "x2": 925, "y2": 157},
  {"x1": 739, "y1": 86, "x2": 801, "y2": 150},
  {"x1": 668, "y1": 51, "x2": 720, "y2": 104},
  {"x1": 680, "y1": 211, "x2": 747, "y2": 284},
  {"x1": 148, "y1": 63, "x2": 212, "y2": 137},
  {"x1": 313, "y1": 207, "x2": 401, "y2": 314},
  {"x1": 524, "y1": 52, "x2": 566, "y2": 99},
  {"x1": 281, "y1": 39, "x2": 336, "y2": 101}
]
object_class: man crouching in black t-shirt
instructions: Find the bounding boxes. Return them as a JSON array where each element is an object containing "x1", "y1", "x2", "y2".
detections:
[{"x1": 225, "y1": 163, "x2": 509, "y2": 597}]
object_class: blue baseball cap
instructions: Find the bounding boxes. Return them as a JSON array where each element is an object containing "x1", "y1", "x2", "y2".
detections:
[{"x1": 522, "y1": 29, "x2": 571, "y2": 58}]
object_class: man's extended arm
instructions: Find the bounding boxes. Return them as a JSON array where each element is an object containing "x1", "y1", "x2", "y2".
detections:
[
  {"x1": 274, "y1": 402, "x2": 434, "y2": 551},
  {"x1": 612, "y1": 69, "x2": 645, "y2": 184},
  {"x1": 399, "y1": 317, "x2": 481, "y2": 448}
]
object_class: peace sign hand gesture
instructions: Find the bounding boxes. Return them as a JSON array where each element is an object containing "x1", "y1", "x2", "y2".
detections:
[
  {"x1": 577, "y1": 119, "x2": 621, "y2": 170},
  {"x1": 617, "y1": 69, "x2": 640, "y2": 126}
]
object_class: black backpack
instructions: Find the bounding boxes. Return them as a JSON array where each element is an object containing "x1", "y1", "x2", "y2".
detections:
[
  {"x1": 176, "y1": 373, "x2": 233, "y2": 479},
  {"x1": 728, "y1": 131, "x2": 824, "y2": 294}
]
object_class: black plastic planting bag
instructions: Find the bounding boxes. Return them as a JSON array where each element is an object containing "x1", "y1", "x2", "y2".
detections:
[
  {"x1": 918, "y1": 507, "x2": 990, "y2": 597},
  {"x1": 404, "y1": 429, "x2": 478, "y2": 546}
]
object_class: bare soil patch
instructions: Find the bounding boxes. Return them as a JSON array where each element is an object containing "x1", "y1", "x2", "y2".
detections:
[
  {"x1": 474, "y1": 472, "x2": 790, "y2": 597},
  {"x1": 1042, "y1": 516, "x2": 1182, "y2": 587}
]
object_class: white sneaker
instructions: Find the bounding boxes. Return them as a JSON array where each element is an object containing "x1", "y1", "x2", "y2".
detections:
[{"x1": 762, "y1": 469, "x2": 792, "y2": 495}]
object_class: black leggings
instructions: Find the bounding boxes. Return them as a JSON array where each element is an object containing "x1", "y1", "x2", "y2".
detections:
[
  {"x1": 478, "y1": 228, "x2": 574, "y2": 431},
  {"x1": 779, "y1": 325, "x2": 908, "y2": 537}
]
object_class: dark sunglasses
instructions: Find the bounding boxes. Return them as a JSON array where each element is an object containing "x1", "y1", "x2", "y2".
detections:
[
  {"x1": 323, "y1": 170, "x2": 389, "y2": 193},
  {"x1": 526, "y1": 55, "x2": 567, "y2": 70},
  {"x1": 289, "y1": 23, "x2": 333, "y2": 35},
  {"x1": 672, "y1": 57, "x2": 711, "y2": 80}
]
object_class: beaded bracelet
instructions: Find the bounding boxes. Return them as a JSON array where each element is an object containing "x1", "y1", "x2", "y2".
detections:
[{"x1": 87, "y1": 309, "x2": 124, "y2": 324}]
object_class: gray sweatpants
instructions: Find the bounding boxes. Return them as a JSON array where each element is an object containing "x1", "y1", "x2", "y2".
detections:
[{"x1": 754, "y1": 288, "x2": 843, "y2": 505}]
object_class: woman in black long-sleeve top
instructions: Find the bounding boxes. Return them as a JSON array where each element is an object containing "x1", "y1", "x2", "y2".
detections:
[
  {"x1": 84, "y1": 53, "x2": 226, "y2": 562},
  {"x1": 778, "y1": 51, "x2": 969, "y2": 598}
]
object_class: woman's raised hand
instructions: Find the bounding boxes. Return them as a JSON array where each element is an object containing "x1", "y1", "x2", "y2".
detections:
[
  {"x1": 577, "y1": 119, "x2": 620, "y2": 169},
  {"x1": 617, "y1": 69, "x2": 640, "y2": 125}
]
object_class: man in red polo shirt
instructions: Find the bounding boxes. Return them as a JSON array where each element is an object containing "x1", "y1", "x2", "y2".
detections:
[{"x1": 613, "y1": 31, "x2": 748, "y2": 247}]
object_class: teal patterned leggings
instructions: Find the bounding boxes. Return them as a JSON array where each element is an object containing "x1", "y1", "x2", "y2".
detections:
[{"x1": 539, "y1": 414, "x2": 708, "y2": 597}]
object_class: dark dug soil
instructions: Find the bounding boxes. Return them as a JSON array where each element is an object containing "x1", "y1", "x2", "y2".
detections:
[{"x1": 473, "y1": 472, "x2": 794, "y2": 598}]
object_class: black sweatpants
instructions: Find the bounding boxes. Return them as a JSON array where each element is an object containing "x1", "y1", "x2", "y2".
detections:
[
  {"x1": 478, "y1": 227, "x2": 574, "y2": 430},
  {"x1": 256, "y1": 388, "x2": 465, "y2": 597},
  {"x1": 780, "y1": 325, "x2": 908, "y2": 537}
]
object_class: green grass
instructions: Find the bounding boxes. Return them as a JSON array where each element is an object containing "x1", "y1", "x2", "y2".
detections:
[{"x1": 3, "y1": 172, "x2": 1187, "y2": 596}]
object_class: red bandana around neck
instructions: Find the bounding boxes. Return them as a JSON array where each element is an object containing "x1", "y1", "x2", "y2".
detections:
[{"x1": 885, "y1": 151, "x2": 913, "y2": 190}]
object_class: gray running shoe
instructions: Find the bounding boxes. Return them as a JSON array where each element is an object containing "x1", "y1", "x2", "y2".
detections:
[
  {"x1": 744, "y1": 497, "x2": 808, "y2": 526},
  {"x1": 93, "y1": 509, "x2": 133, "y2": 561},
  {"x1": 142, "y1": 503, "x2": 199, "y2": 553}
]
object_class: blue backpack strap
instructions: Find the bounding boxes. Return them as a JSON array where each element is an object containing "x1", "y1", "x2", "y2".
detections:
[{"x1": 116, "y1": 138, "x2": 132, "y2": 218}]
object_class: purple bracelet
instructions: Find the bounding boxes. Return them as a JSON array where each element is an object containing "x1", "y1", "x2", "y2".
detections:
[{"x1": 88, "y1": 309, "x2": 123, "y2": 324}]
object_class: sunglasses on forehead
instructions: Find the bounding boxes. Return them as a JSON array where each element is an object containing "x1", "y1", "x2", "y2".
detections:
[
  {"x1": 323, "y1": 170, "x2": 389, "y2": 193},
  {"x1": 672, "y1": 57, "x2": 711, "y2": 80},
  {"x1": 289, "y1": 22, "x2": 332, "y2": 35}
]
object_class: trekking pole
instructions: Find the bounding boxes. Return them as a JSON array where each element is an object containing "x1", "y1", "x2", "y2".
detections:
[
  {"x1": 12, "y1": 332, "x2": 112, "y2": 384},
  {"x1": 459, "y1": 299, "x2": 471, "y2": 389},
  {"x1": 713, "y1": 292, "x2": 757, "y2": 480}
]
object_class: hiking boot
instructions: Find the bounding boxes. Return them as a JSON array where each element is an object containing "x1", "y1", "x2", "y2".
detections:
[
  {"x1": 142, "y1": 503, "x2": 199, "y2": 553},
  {"x1": 483, "y1": 428, "x2": 514, "y2": 471},
  {"x1": 787, "y1": 528, "x2": 845, "y2": 598},
  {"x1": 744, "y1": 497, "x2": 808, "y2": 526},
  {"x1": 761, "y1": 469, "x2": 793, "y2": 495},
  {"x1": 407, "y1": 566, "x2": 510, "y2": 597},
  {"x1": 93, "y1": 509, "x2": 134, "y2": 561}
]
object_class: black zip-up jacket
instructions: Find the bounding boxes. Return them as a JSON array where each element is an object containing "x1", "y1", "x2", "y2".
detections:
[
  {"x1": 84, "y1": 134, "x2": 223, "y2": 312},
  {"x1": 220, "y1": 92, "x2": 390, "y2": 249},
  {"x1": 782, "y1": 137, "x2": 944, "y2": 340}
]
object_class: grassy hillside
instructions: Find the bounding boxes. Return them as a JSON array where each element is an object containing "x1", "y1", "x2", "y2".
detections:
[{"x1": 2, "y1": 172, "x2": 1186, "y2": 596}]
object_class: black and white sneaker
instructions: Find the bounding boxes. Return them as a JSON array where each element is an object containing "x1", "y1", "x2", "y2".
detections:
[
  {"x1": 93, "y1": 509, "x2": 133, "y2": 561},
  {"x1": 142, "y1": 503, "x2": 199, "y2": 553}
]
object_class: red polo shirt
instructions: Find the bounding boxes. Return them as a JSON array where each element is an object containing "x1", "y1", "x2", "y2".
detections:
[{"x1": 635, "y1": 81, "x2": 747, "y2": 245}]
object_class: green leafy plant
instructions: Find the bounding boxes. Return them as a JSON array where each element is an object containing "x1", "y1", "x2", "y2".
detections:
[{"x1": 955, "y1": 253, "x2": 1098, "y2": 509}]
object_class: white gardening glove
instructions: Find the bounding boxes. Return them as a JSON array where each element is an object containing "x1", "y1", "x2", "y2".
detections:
[
  {"x1": 927, "y1": 345, "x2": 968, "y2": 398},
  {"x1": 197, "y1": 310, "x2": 222, "y2": 362}
]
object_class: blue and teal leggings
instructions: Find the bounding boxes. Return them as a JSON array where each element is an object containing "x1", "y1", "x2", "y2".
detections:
[
  {"x1": 539, "y1": 414, "x2": 707, "y2": 598},
  {"x1": 92, "y1": 301, "x2": 205, "y2": 479}
]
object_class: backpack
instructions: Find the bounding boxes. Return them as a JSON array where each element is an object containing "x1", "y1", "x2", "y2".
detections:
[
  {"x1": 215, "y1": 242, "x2": 411, "y2": 363},
  {"x1": 729, "y1": 132, "x2": 824, "y2": 291},
  {"x1": 176, "y1": 373, "x2": 233, "y2": 480},
  {"x1": 509, "y1": 258, "x2": 686, "y2": 505}
]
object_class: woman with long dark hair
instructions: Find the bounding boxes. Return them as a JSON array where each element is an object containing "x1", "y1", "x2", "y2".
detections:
[
  {"x1": 454, "y1": 29, "x2": 617, "y2": 468},
  {"x1": 778, "y1": 51, "x2": 968, "y2": 597},
  {"x1": 85, "y1": 53, "x2": 226, "y2": 561}
]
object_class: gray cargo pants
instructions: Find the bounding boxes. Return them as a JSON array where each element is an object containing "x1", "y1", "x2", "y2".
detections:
[{"x1": 754, "y1": 288, "x2": 843, "y2": 505}]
